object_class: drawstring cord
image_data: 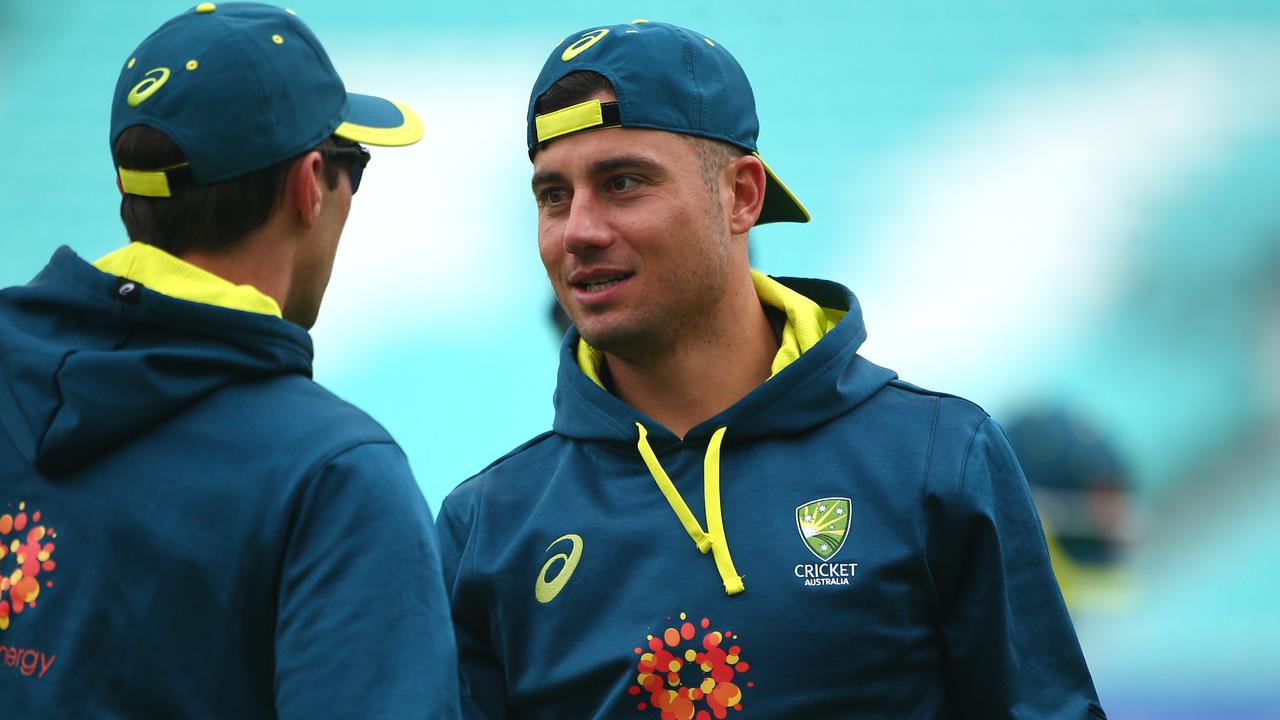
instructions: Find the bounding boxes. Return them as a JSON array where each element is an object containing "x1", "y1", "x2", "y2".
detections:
[
  {"x1": 636, "y1": 423, "x2": 745, "y2": 596},
  {"x1": 701, "y1": 427, "x2": 745, "y2": 595}
]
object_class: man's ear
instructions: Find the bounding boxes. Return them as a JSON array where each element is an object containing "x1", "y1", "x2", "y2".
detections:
[
  {"x1": 284, "y1": 150, "x2": 326, "y2": 226},
  {"x1": 728, "y1": 154, "x2": 767, "y2": 234}
]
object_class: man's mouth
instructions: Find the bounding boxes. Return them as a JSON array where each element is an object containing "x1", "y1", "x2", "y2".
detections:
[
  {"x1": 572, "y1": 273, "x2": 633, "y2": 293},
  {"x1": 579, "y1": 276, "x2": 626, "y2": 292}
]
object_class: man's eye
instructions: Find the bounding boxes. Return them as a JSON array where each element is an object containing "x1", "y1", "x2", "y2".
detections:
[
  {"x1": 608, "y1": 176, "x2": 639, "y2": 192},
  {"x1": 538, "y1": 188, "x2": 568, "y2": 206}
]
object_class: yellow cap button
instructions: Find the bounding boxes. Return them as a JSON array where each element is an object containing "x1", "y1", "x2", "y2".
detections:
[
  {"x1": 196, "y1": 3, "x2": 216, "y2": 13},
  {"x1": 186, "y1": 60, "x2": 199, "y2": 71},
  {"x1": 285, "y1": 7, "x2": 297, "y2": 14},
  {"x1": 272, "y1": 34, "x2": 284, "y2": 45},
  {"x1": 127, "y1": 58, "x2": 136, "y2": 69}
]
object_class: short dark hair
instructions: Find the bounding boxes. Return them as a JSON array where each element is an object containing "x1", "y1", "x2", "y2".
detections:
[
  {"x1": 534, "y1": 71, "x2": 744, "y2": 189},
  {"x1": 534, "y1": 70, "x2": 615, "y2": 118},
  {"x1": 113, "y1": 126, "x2": 345, "y2": 256}
]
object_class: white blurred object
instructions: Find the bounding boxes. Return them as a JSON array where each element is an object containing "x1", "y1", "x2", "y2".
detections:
[
  {"x1": 309, "y1": 39, "x2": 542, "y2": 374},
  {"x1": 849, "y1": 27, "x2": 1280, "y2": 406}
]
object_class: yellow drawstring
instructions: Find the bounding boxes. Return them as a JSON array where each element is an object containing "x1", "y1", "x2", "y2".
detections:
[
  {"x1": 703, "y1": 427, "x2": 745, "y2": 595},
  {"x1": 636, "y1": 424, "x2": 713, "y2": 553},
  {"x1": 636, "y1": 423, "x2": 745, "y2": 596}
]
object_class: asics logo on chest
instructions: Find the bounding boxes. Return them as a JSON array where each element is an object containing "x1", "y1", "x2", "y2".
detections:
[{"x1": 535, "y1": 533, "x2": 583, "y2": 604}]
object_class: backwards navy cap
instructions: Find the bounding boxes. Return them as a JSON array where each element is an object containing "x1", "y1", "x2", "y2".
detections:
[
  {"x1": 110, "y1": 2, "x2": 423, "y2": 197},
  {"x1": 527, "y1": 20, "x2": 809, "y2": 225}
]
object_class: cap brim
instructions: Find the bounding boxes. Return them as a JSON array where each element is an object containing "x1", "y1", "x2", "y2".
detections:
[
  {"x1": 334, "y1": 93, "x2": 423, "y2": 147},
  {"x1": 754, "y1": 152, "x2": 810, "y2": 225}
]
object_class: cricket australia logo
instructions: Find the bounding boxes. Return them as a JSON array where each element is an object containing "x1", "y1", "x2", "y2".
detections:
[
  {"x1": 796, "y1": 497, "x2": 850, "y2": 560},
  {"x1": 793, "y1": 497, "x2": 858, "y2": 587}
]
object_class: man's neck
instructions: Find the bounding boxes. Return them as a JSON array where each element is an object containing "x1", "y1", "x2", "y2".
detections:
[
  {"x1": 180, "y1": 223, "x2": 295, "y2": 312},
  {"x1": 605, "y1": 273, "x2": 778, "y2": 439}
]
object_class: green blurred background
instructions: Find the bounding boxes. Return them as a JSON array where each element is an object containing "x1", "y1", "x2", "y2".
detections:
[{"x1": 3, "y1": 1, "x2": 1277, "y2": 716}]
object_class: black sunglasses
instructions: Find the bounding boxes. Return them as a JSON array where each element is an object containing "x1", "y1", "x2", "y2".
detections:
[{"x1": 322, "y1": 142, "x2": 371, "y2": 194}]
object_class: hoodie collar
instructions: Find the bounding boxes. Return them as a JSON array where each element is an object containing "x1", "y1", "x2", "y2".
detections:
[
  {"x1": 553, "y1": 274, "x2": 896, "y2": 447},
  {"x1": 93, "y1": 242, "x2": 282, "y2": 318}
]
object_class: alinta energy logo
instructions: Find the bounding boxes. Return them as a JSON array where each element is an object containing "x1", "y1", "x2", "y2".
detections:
[
  {"x1": 0, "y1": 500, "x2": 59, "y2": 679},
  {"x1": 628, "y1": 612, "x2": 751, "y2": 720},
  {"x1": 0, "y1": 501, "x2": 58, "y2": 632},
  {"x1": 794, "y1": 497, "x2": 858, "y2": 587}
]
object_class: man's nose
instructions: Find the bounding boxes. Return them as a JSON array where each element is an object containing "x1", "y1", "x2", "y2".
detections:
[{"x1": 562, "y1": 190, "x2": 613, "y2": 254}]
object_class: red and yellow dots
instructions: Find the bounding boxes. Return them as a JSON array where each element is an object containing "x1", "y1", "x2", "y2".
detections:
[
  {"x1": 629, "y1": 612, "x2": 750, "y2": 719},
  {"x1": 0, "y1": 502, "x2": 57, "y2": 632}
]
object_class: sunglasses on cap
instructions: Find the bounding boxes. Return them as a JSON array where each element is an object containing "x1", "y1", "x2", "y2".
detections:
[{"x1": 321, "y1": 142, "x2": 371, "y2": 194}]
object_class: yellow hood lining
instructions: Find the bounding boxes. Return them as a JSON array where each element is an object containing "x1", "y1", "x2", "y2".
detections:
[{"x1": 93, "y1": 242, "x2": 282, "y2": 318}]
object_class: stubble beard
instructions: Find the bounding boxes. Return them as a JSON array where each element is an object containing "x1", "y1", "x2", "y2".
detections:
[{"x1": 574, "y1": 208, "x2": 733, "y2": 365}]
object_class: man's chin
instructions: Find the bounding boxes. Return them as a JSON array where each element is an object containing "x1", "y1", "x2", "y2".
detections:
[
  {"x1": 575, "y1": 322, "x2": 660, "y2": 360},
  {"x1": 576, "y1": 323, "x2": 622, "y2": 351},
  {"x1": 282, "y1": 300, "x2": 321, "y2": 331}
]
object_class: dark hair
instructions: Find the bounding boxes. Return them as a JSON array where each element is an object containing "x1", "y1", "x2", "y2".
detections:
[
  {"x1": 112, "y1": 126, "x2": 344, "y2": 255},
  {"x1": 534, "y1": 70, "x2": 744, "y2": 188},
  {"x1": 534, "y1": 70, "x2": 615, "y2": 117}
]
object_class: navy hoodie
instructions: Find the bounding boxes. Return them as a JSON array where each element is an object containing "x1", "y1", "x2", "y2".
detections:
[
  {"x1": 0, "y1": 247, "x2": 460, "y2": 718},
  {"x1": 439, "y1": 275, "x2": 1104, "y2": 719}
]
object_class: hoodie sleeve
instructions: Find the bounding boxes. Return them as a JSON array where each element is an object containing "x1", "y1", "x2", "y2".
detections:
[
  {"x1": 438, "y1": 480, "x2": 512, "y2": 720},
  {"x1": 273, "y1": 442, "x2": 462, "y2": 720},
  {"x1": 929, "y1": 415, "x2": 1105, "y2": 720}
]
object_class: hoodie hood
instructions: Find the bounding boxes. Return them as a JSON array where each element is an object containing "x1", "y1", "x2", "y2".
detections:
[
  {"x1": 0, "y1": 246, "x2": 313, "y2": 476},
  {"x1": 551, "y1": 275, "x2": 897, "y2": 450}
]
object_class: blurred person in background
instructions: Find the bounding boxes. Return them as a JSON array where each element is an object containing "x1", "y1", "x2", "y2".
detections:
[
  {"x1": 0, "y1": 4, "x2": 459, "y2": 717},
  {"x1": 438, "y1": 19, "x2": 1103, "y2": 719},
  {"x1": 1007, "y1": 407, "x2": 1137, "y2": 612}
]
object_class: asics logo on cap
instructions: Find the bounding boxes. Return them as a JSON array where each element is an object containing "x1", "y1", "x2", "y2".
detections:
[
  {"x1": 534, "y1": 533, "x2": 583, "y2": 603},
  {"x1": 561, "y1": 29, "x2": 608, "y2": 61},
  {"x1": 126, "y1": 67, "x2": 170, "y2": 107}
]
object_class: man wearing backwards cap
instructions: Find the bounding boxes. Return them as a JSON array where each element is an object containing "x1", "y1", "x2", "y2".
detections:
[
  {"x1": 0, "y1": 4, "x2": 459, "y2": 717},
  {"x1": 438, "y1": 19, "x2": 1104, "y2": 719}
]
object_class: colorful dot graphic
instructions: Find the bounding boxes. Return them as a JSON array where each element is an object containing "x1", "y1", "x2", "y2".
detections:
[
  {"x1": 630, "y1": 612, "x2": 750, "y2": 719},
  {"x1": 0, "y1": 501, "x2": 57, "y2": 632}
]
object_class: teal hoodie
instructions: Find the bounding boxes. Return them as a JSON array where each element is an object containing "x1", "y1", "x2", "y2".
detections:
[
  {"x1": 439, "y1": 275, "x2": 1103, "y2": 719},
  {"x1": 0, "y1": 247, "x2": 460, "y2": 719}
]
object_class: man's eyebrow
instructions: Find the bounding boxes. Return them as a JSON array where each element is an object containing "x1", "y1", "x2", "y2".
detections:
[
  {"x1": 531, "y1": 170, "x2": 566, "y2": 191},
  {"x1": 531, "y1": 155, "x2": 665, "y2": 191},
  {"x1": 591, "y1": 155, "x2": 664, "y2": 176}
]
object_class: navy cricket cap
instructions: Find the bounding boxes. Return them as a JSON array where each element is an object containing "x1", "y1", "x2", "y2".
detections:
[
  {"x1": 110, "y1": 2, "x2": 423, "y2": 198},
  {"x1": 527, "y1": 20, "x2": 809, "y2": 225}
]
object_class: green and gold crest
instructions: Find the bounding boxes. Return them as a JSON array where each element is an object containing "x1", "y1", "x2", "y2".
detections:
[{"x1": 795, "y1": 497, "x2": 852, "y2": 561}]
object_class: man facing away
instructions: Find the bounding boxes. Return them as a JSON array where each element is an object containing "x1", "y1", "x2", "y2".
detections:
[
  {"x1": 0, "y1": 4, "x2": 459, "y2": 717},
  {"x1": 439, "y1": 20, "x2": 1105, "y2": 719}
]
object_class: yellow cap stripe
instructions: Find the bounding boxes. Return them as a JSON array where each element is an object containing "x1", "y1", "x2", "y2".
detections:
[
  {"x1": 334, "y1": 99, "x2": 424, "y2": 147},
  {"x1": 535, "y1": 99, "x2": 607, "y2": 143},
  {"x1": 117, "y1": 167, "x2": 173, "y2": 198}
]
